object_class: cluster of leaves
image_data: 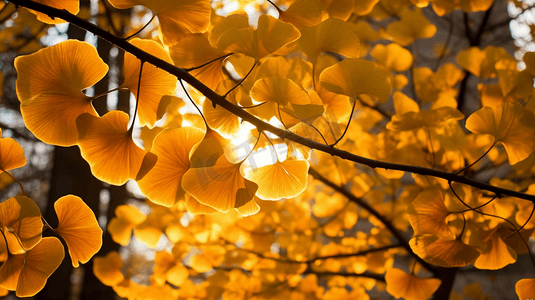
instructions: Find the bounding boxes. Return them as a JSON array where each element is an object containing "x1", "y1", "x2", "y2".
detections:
[
  {"x1": 3, "y1": 0, "x2": 535, "y2": 299},
  {"x1": 0, "y1": 130, "x2": 102, "y2": 297}
]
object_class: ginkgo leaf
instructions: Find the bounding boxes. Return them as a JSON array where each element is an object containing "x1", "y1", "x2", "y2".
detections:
[
  {"x1": 0, "y1": 129, "x2": 26, "y2": 171},
  {"x1": 407, "y1": 188, "x2": 454, "y2": 238},
  {"x1": 298, "y1": 18, "x2": 360, "y2": 61},
  {"x1": 185, "y1": 194, "x2": 219, "y2": 215},
  {"x1": 182, "y1": 155, "x2": 258, "y2": 213},
  {"x1": 203, "y1": 80, "x2": 244, "y2": 138},
  {"x1": 52, "y1": 195, "x2": 102, "y2": 268},
  {"x1": 122, "y1": 39, "x2": 177, "y2": 128},
  {"x1": 108, "y1": 0, "x2": 211, "y2": 46},
  {"x1": 190, "y1": 254, "x2": 212, "y2": 273},
  {"x1": 370, "y1": 43, "x2": 413, "y2": 72},
  {"x1": 217, "y1": 14, "x2": 300, "y2": 61},
  {"x1": 30, "y1": 0, "x2": 79, "y2": 24},
  {"x1": 278, "y1": 0, "x2": 324, "y2": 29},
  {"x1": 473, "y1": 229, "x2": 517, "y2": 270},
  {"x1": 107, "y1": 205, "x2": 147, "y2": 246},
  {"x1": 385, "y1": 268, "x2": 441, "y2": 300},
  {"x1": 235, "y1": 197, "x2": 261, "y2": 216},
  {"x1": 93, "y1": 251, "x2": 125, "y2": 286},
  {"x1": 0, "y1": 237, "x2": 64, "y2": 297},
  {"x1": 209, "y1": 13, "x2": 250, "y2": 48},
  {"x1": 319, "y1": 58, "x2": 392, "y2": 103},
  {"x1": 353, "y1": 0, "x2": 380, "y2": 15},
  {"x1": 432, "y1": 0, "x2": 495, "y2": 16},
  {"x1": 76, "y1": 111, "x2": 158, "y2": 185},
  {"x1": 456, "y1": 46, "x2": 514, "y2": 78},
  {"x1": 387, "y1": 93, "x2": 464, "y2": 131},
  {"x1": 15, "y1": 40, "x2": 107, "y2": 146},
  {"x1": 321, "y1": 0, "x2": 354, "y2": 20},
  {"x1": 0, "y1": 196, "x2": 42, "y2": 253},
  {"x1": 138, "y1": 127, "x2": 204, "y2": 207},
  {"x1": 516, "y1": 278, "x2": 535, "y2": 300},
  {"x1": 250, "y1": 76, "x2": 310, "y2": 106},
  {"x1": 242, "y1": 158, "x2": 309, "y2": 201},
  {"x1": 465, "y1": 101, "x2": 535, "y2": 165},
  {"x1": 169, "y1": 34, "x2": 228, "y2": 90},
  {"x1": 409, "y1": 235, "x2": 480, "y2": 268},
  {"x1": 386, "y1": 7, "x2": 436, "y2": 46},
  {"x1": 14, "y1": 237, "x2": 64, "y2": 297}
]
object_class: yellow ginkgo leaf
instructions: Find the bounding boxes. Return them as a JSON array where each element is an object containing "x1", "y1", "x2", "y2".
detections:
[
  {"x1": 235, "y1": 197, "x2": 261, "y2": 217},
  {"x1": 432, "y1": 0, "x2": 494, "y2": 16},
  {"x1": 168, "y1": 33, "x2": 228, "y2": 90},
  {"x1": 185, "y1": 194, "x2": 219, "y2": 215},
  {"x1": 242, "y1": 158, "x2": 309, "y2": 201},
  {"x1": 203, "y1": 80, "x2": 245, "y2": 138},
  {"x1": 93, "y1": 251, "x2": 125, "y2": 286},
  {"x1": 52, "y1": 195, "x2": 102, "y2": 268},
  {"x1": 138, "y1": 127, "x2": 204, "y2": 207},
  {"x1": 298, "y1": 18, "x2": 360, "y2": 61},
  {"x1": 76, "y1": 111, "x2": 158, "y2": 185},
  {"x1": 182, "y1": 155, "x2": 258, "y2": 213},
  {"x1": 516, "y1": 278, "x2": 535, "y2": 300},
  {"x1": 370, "y1": 43, "x2": 413, "y2": 72},
  {"x1": 190, "y1": 254, "x2": 212, "y2": 273},
  {"x1": 250, "y1": 76, "x2": 310, "y2": 107},
  {"x1": 122, "y1": 39, "x2": 177, "y2": 128},
  {"x1": 495, "y1": 59, "x2": 534, "y2": 101},
  {"x1": 0, "y1": 196, "x2": 42, "y2": 253},
  {"x1": 456, "y1": 46, "x2": 514, "y2": 78},
  {"x1": 13, "y1": 237, "x2": 64, "y2": 297},
  {"x1": 387, "y1": 94, "x2": 464, "y2": 131},
  {"x1": 353, "y1": 0, "x2": 380, "y2": 15},
  {"x1": 107, "y1": 205, "x2": 147, "y2": 246},
  {"x1": 385, "y1": 268, "x2": 441, "y2": 300},
  {"x1": 321, "y1": 0, "x2": 354, "y2": 20},
  {"x1": 30, "y1": 0, "x2": 79, "y2": 24},
  {"x1": 108, "y1": 0, "x2": 210, "y2": 46},
  {"x1": 409, "y1": 235, "x2": 480, "y2": 268},
  {"x1": 0, "y1": 129, "x2": 26, "y2": 171},
  {"x1": 217, "y1": 14, "x2": 300, "y2": 61},
  {"x1": 0, "y1": 237, "x2": 64, "y2": 297},
  {"x1": 278, "y1": 0, "x2": 324, "y2": 29},
  {"x1": 473, "y1": 229, "x2": 517, "y2": 270},
  {"x1": 465, "y1": 101, "x2": 535, "y2": 165},
  {"x1": 407, "y1": 188, "x2": 454, "y2": 238},
  {"x1": 15, "y1": 40, "x2": 107, "y2": 146},
  {"x1": 319, "y1": 58, "x2": 392, "y2": 103},
  {"x1": 209, "y1": 13, "x2": 250, "y2": 48},
  {"x1": 386, "y1": 7, "x2": 436, "y2": 46}
]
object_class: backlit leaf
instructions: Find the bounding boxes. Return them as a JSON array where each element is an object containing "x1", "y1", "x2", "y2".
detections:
[
  {"x1": 137, "y1": 127, "x2": 204, "y2": 207},
  {"x1": 319, "y1": 58, "x2": 392, "y2": 103},
  {"x1": 53, "y1": 195, "x2": 102, "y2": 268},
  {"x1": 385, "y1": 268, "x2": 441, "y2": 300},
  {"x1": 15, "y1": 40, "x2": 107, "y2": 146},
  {"x1": 0, "y1": 129, "x2": 26, "y2": 171},
  {"x1": 465, "y1": 101, "x2": 535, "y2": 165},
  {"x1": 77, "y1": 111, "x2": 158, "y2": 185},
  {"x1": 108, "y1": 0, "x2": 210, "y2": 46}
]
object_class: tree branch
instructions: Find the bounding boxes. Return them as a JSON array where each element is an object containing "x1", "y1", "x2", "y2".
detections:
[
  {"x1": 8, "y1": 0, "x2": 535, "y2": 206},
  {"x1": 308, "y1": 167, "x2": 438, "y2": 275}
]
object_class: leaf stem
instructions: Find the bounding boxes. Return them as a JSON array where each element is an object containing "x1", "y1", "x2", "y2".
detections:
[
  {"x1": 180, "y1": 79, "x2": 208, "y2": 128},
  {"x1": 124, "y1": 14, "x2": 155, "y2": 41},
  {"x1": 128, "y1": 60, "x2": 144, "y2": 134},
  {"x1": 456, "y1": 140, "x2": 497, "y2": 175},
  {"x1": 187, "y1": 53, "x2": 234, "y2": 72},
  {"x1": 2, "y1": 170, "x2": 26, "y2": 196},
  {"x1": 331, "y1": 96, "x2": 357, "y2": 147},
  {"x1": 224, "y1": 61, "x2": 257, "y2": 97}
]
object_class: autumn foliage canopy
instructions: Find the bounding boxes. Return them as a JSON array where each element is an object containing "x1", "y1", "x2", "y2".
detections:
[{"x1": 1, "y1": 0, "x2": 535, "y2": 299}]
